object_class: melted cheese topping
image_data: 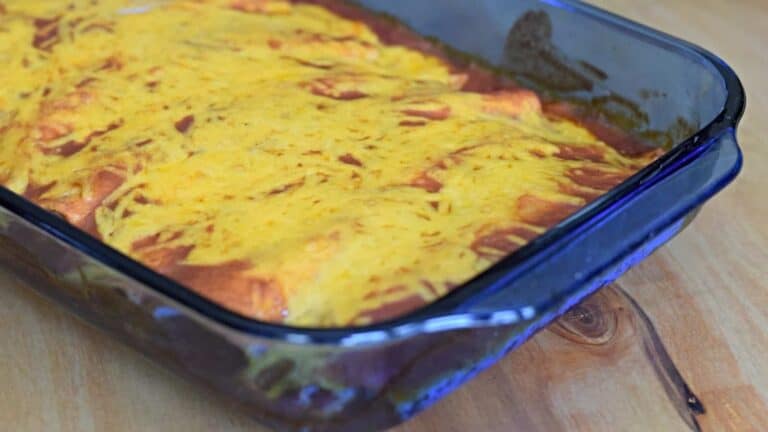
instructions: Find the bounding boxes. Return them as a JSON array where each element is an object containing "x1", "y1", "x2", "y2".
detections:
[{"x1": 0, "y1": 0, "x2": 657, "y2": 326}]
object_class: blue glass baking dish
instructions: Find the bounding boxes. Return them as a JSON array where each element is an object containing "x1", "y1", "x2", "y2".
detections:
[{"x1": 0, "y1": 0, "x2": 744, "y2": 431}]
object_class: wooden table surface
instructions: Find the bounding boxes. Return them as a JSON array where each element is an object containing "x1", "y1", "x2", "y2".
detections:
[{"x1": 1, "y1": 1, "x2": 766, "y2": 431}]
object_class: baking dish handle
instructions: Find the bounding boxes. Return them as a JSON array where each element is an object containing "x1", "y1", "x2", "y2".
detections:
[{"x1": 413, "y1": 131, "x2": 742, "y2": 334}]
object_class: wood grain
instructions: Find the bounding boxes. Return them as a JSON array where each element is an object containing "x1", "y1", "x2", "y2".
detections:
[{"x1": 1, "y1": 1, "x2": 766, "y2": 431}]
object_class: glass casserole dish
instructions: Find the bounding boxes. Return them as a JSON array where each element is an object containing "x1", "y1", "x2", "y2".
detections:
[{"x1": 0, "y1": 0, "x2": 745, "y2": 431}]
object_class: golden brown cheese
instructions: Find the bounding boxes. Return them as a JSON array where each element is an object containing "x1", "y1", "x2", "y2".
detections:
[{"x1": 0, "y1": 0, "x2": 659, "y2": 327}]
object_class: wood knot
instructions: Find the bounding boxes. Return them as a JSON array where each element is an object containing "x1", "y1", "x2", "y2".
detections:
[{"x1": 550, "y1": 292, "x2": 618, "y2": 345}]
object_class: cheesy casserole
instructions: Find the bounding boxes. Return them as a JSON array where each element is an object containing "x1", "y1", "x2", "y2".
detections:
[{"x1": 0, "y1": 0, "x2": 659, "y2": 326}]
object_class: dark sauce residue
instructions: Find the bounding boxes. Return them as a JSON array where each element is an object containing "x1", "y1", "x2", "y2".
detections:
[
  {"x1": 502, "y1": 10, "x2": 696, "y2": 151},
  {"x1": 175, "y1": 115, "x2": 195, "y2": 134}
]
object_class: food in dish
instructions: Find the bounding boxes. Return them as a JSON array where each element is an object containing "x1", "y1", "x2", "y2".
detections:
[{"x1": 0, "y1": 0, "x2": 659, "y2": 326}]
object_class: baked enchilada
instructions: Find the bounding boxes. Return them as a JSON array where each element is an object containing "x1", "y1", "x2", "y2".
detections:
[{"x1": 0, "y1": 0, "x2": 660, "y2": 326}]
